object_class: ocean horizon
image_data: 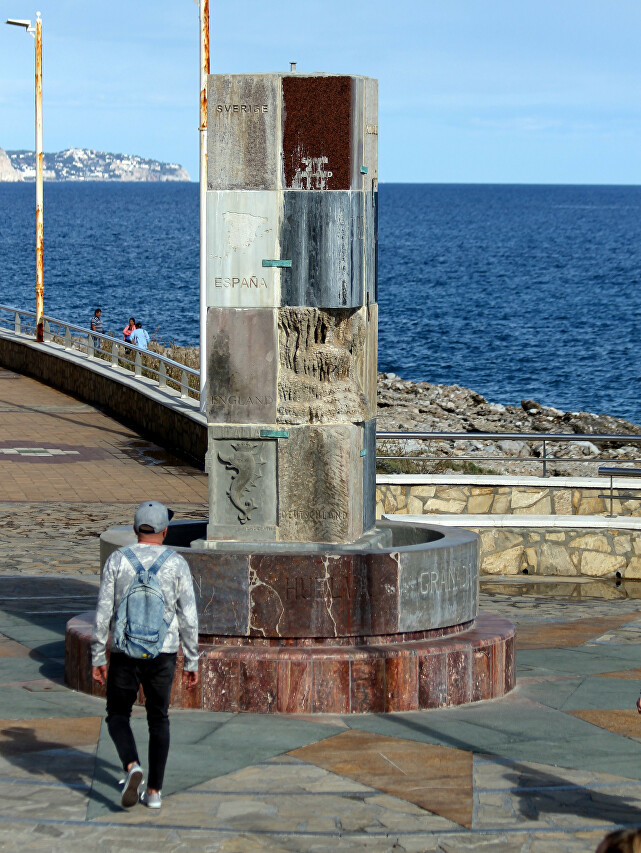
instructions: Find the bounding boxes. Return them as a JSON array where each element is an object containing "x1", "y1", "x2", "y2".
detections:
[{"x1": 1, "y1": 181, "x2": 640, "y2": 423}]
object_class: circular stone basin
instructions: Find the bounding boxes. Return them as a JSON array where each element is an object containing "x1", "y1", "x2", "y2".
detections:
[{"x1": 67, "y1": 519, "x2": 515, "y2": 713}]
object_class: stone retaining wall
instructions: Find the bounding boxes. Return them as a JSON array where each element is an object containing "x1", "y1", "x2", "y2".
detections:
[
  {"x1": 475, "y1": 527, "x2": 641, "y2": 579},
  {"x1": 377, "y1": 482, "x2": 641, "y2": 519},
  {"x1": 0, "y1": 334, "x2": 207, "y2": 467}
]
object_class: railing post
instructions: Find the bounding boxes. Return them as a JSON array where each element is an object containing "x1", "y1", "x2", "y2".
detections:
[
  {"x1": 43, "y1": 320, "x2": 51, "y2": 342},
  {"x1": 181, "y1": 369, "x2": 188, "y2": 398},
  {"x1": 159, "y1": 361, "x2": 167, "y2": 389},
  {"x1": 64, "y1": 326, "x2": 72, "y2": 349},
  {"x1": 542, "y1": 440, "x2": 548, "y2": 477},
  {"x1": 608, "y1": 475, "x2": 615, "y2": 518},
  {"x1": 135, "y1": 350, "x2": 142, "y2": 377},
  {"x1": 87, "y1": 334, "x2": 94, "y2": 358},
  {"x1": 14, "y1": 313, "x2": 20, "y2": 334},
  {"x1": 111, "y1": 340, "x2": 119, "y2": 367}
]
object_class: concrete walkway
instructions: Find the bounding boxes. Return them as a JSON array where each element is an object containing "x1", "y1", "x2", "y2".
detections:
[{"x1": 1, "y1": 369, "x2": 641, "y2": 851}]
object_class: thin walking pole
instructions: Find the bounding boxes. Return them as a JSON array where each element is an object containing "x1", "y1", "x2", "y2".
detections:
[{"x1": 199, "y1": 0, "x2": 209, "y2": 408}]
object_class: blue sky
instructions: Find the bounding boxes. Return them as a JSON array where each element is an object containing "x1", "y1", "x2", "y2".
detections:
[{"x1": 1, "y1": 0, "x2": 640, "y2": 183}]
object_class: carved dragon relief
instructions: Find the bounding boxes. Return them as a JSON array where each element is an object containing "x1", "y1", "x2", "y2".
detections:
[{"x1": 217, "y1": 442, "x2": 265, "y2": 524}]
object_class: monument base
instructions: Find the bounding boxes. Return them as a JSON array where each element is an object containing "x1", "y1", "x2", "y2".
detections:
[{"x1": 65, "y1": 612, "x2": 514, "y2": 713}]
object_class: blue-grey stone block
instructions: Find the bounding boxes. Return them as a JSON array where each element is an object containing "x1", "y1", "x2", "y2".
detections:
[
  {"x1": 396, "y1": 530, "x2": 478, "y2": 633},
  {"x1": 280, "y1": 191, "x2": 376, "y2": 308}
]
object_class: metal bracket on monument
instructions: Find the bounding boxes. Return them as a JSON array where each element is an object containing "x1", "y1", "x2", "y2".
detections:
[
  {"x1": 262, "y1": 259, "x2": 292, "y2": 268},
  {"x1": 260, "y1": 429, "x2": 289, "y2": 438}
]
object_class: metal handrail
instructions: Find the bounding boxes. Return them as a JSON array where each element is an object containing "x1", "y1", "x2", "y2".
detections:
[
  {"x1": 0, "y1": 304, "x2": 200, "y2": 402},
  {"x1": 3, "y1": 304, "x2": 641, "y2": 475},
  {"x1": 377, "y1": 431, "x2": 641, "y2": 477}
]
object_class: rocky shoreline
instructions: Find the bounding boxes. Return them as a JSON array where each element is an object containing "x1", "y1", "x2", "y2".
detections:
[
  {"x1": 376, "y1": 372, "x2": 641, "y2": 477},
  {"x1": 152, "y1": 342, "x2": 641, "y2": 477}
]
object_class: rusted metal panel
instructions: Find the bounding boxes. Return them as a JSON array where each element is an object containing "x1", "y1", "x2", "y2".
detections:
[
  {"x1": 207, "y1": 75, "x2": 280, "y2": 191},
  {"x1": 282, "y1": 75, "x2": 352, "y2": 190}
]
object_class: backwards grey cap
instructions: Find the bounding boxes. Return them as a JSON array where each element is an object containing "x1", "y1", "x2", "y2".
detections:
[{"x1": 134, "y1": 501, "x2": 174, "y2": 533}]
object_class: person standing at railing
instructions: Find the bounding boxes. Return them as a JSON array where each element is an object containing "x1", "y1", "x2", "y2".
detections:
[
  {"x1": 130, "y1": 322, "x2": 150, "y2": 351},
  {"x1": 90, "y1": 308, "x2": 104, "y2": 352},
  {"x1": 123, "y1": 317, "x2": 136, "y2": 343}
]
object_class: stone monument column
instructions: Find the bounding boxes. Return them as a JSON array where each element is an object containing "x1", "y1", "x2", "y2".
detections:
[{"x1": 205, "y1": 73, "x2": 378, "y2": 544}]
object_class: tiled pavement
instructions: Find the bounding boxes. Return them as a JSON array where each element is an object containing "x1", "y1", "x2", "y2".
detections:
[{"x1": 1, "y1": 372, "x2": 641, "y2": 850}]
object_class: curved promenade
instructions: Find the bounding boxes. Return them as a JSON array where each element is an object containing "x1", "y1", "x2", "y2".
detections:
[{"x1": 0, "y1": 363, "x2": 641, "y2": 847}]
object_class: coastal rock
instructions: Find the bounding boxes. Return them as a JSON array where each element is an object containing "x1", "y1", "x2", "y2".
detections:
[{"x1": 0, "y1": 148, "x2": 22, "y2": 182}]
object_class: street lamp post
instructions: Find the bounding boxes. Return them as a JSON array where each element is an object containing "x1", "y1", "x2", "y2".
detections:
[{"x1": 6, "y1": 12, "x2": 44, "y2": 342}]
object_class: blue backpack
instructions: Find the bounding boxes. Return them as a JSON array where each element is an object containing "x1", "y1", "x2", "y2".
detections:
[{"x1": 112, "y1": 547, "x2": 173, "y2": 659}]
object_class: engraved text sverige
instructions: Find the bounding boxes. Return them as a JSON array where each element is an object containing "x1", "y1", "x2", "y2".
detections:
[{"x1": 216, "y1": 104, "x2": 268, "y2": 114}]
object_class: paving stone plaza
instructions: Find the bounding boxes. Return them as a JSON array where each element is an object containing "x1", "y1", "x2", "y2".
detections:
[{"x1": 0, "y1": 367, "x2": 641, "y2": 851}]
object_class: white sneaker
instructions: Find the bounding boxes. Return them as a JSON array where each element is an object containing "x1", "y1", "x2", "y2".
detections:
[
  {"x1": 140, "y1": 789, "x2": 162, "y2": 809},
  {"x1": 120, "y1": 764, "x2": 143, "y2": 808}
]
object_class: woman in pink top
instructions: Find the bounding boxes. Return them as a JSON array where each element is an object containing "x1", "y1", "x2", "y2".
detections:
[{"x1": 123, "y1": 318, "x2": 136, "y2": 342}]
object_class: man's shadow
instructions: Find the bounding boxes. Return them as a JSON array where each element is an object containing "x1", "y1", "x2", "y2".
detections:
[{"x1": 0, "y1": 724, "x2": 123, "y2": 814}]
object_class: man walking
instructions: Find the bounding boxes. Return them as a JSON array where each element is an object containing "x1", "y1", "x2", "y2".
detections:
[{"x1": 91, "y1": 501, "x2": 199, "y2": 810}]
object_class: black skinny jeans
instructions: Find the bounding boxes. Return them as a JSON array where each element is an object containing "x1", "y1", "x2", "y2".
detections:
[{"x1": 106, "y1": 651, "x2": 177, "y2": 791}]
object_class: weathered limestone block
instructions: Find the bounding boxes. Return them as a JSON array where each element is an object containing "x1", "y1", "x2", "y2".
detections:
[
  {"x1": 545, "y1": 533, "x2": 566, "y2": 542},
  {"x1": 207, "y1": 422, "x2": 373, "y2": 544},
  {"x1": 277, "y1": 424, "x2": 365, "y2": 542},
  {"x1": 513, "y1": 496, "x2": 551, "y2": 515},
  {"x1": 277, "y1": 306, "x2": 376, "y2": 424},
  {"x1": 494, "y1": 530, "x2": 525, "y2": 551},
  {"x1": 468, "y1": 494, "x2": 493, "y2": 514},
  {"x1": 471, "y1": 487, "x2": 494, "y2": 495},
  {"x1": 480, "y1": 530, "x2": 497, "y2": 552},
  {"x1": 540, "y1": 542, "x2": 576, "y2": 576},
  {"x1": 576, "y1": 496, "x2": 609, "y2": 515},
  {"x1": 553, "y1": 490, "x2": 572, "y2": 515},
  {"x1": 425, "y1": 498, "x2": 466, "y2": 514},
  {"x1": 435, "y1": 487, "x2": 467, "y2": 501},
  {"x1": 524, "y1": 547, "x2": 538, "y2": 569},
  {"x1": 407, "y1": 495, "x2": 424, "y2": 514},
  {"x1": 207, "y1": 74, "x2": 281, "y2": 191},
  {"x1": 206, "y1": 307, "x2": 278, "y2": 424},
  {"x1": 569, "y1": 534, "x2": 610, "y2": 553},
  {"x1": 482, "y1": 546, "x2": 523, "y2": 575},
  {"x1": 491, "y1": 494, "x2": 510, "y2": 514},
  {"x1": 625, "y1": 557, "x2": 641, "y2": 578},
  {"x1": 580, "y1": 551, "x2": 626, "y2": 577},
  {"x1": 511, "y1": 490, "x2": 549, "y2": 510},
  {"x1": 412, "y1": 486, "x2": 437, "y2": 498}
]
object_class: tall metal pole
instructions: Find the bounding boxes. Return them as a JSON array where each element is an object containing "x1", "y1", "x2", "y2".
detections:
[
  {"x1": 34, "y1": 11, "x2": 44, "y2": 342},
  {"x1": 199, "y1": 0, "x2": 209, "y2": 407}
]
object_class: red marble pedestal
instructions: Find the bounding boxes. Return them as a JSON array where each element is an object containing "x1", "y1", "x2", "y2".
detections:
[{"x1": 65, "y1": 611, "x2": 515, "y2": 713}]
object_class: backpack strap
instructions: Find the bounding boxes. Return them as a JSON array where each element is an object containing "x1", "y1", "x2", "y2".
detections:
[
  {"x1": 147, "y1": 548, "x2": 173, "y2": 576},
  {"x1": 121, "y1": 546, "x2": 172, "y2": 576}
]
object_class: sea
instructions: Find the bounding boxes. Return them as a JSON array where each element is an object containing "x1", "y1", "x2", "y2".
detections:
[{"x1": 1, "y1": 182, "x2": 640, "y2": 423}]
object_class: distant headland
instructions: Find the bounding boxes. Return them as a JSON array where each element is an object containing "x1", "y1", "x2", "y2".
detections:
[{"x1": 0, "y1": 147, "x2": 190, "y2": 182}]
